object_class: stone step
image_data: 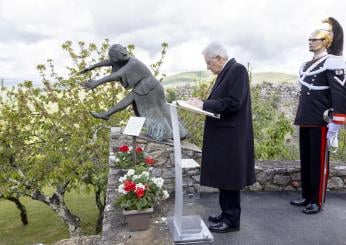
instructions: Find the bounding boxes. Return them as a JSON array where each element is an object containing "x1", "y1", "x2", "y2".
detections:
[{"x1": 181, "y1": 159, "x2": 200, "y2": 169}]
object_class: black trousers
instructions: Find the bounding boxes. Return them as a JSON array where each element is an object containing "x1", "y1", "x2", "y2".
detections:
[
  {"x1": 219, "y1": 189, "x2": 241, "y2": 226},
  {"x1": 299, "y1": 126, "x2": 329, "y2": 207}
]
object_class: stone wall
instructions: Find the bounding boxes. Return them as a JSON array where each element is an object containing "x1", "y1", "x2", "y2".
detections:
[
  {"x1": 248, "y1": 160, "x2": 346, "y2": 192},
  {"x1": 107, "y1": 128, "x2": 346, "y2": 196}
]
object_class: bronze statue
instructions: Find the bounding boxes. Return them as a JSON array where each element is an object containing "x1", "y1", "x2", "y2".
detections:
[{"x1": 80, "y1": 44, "x2": 187, "y2": 141}]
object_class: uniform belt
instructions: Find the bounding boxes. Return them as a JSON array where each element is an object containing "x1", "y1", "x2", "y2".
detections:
[{"x1": 299, "y1": 79, "x2": 329, "y2": 90}]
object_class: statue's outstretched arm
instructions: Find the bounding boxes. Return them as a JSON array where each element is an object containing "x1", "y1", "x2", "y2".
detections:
[
  {"x1": 107, "y1": 92, "x2": 135, "y2": 115},
  {"x1": 81, "y1": 69, "x2": 122, "y2": 90},
  {"x1": 90, "y1": 92, "x2": 135, "y2": 120},
  {"x1": 79, "y1": 59, "x2": 113, "y2": 74}
]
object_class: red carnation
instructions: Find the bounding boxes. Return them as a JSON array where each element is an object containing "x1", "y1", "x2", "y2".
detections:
[
  {"x1": 124, "y1": 180, "x2": 136, "y2": 192},
  {"x1": 135, "y1": 187, "x2": 145, "y2": 198},
  {"x1": 136, "y1": 147, "x2": 143, "y2": 153},
  {"x1": 119, "y1": 145, "x2": 129, "y2": 152},
  {"x1": 145, "y1": 156, "x2": 155, "y2": 165}
]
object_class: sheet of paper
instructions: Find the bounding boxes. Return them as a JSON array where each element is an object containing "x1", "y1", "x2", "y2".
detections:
[
  {"x1": 123, "y1": 116, "x2": 146, "y2": 136},
  {"x1": 174, "y1": 100, "x2": 220, "y2": 119}
]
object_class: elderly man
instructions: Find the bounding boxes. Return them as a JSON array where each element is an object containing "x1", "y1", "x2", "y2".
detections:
[{"x1": 187, "y1": 42, "x2": 256, "y2": 233}]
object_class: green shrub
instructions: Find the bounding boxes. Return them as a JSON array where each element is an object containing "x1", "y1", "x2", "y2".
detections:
[{"x1": 172, "y1": 81, "x2": 297, "y2": 160}]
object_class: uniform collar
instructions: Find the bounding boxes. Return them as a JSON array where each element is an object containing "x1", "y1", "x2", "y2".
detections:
[{"x1": 313, "y1": 51, "x2": 328, "y2": 60}]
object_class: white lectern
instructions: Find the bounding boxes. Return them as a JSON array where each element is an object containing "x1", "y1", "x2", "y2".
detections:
[{"x1": 168, "y1": 101, "x2": 218, "y2": 244}]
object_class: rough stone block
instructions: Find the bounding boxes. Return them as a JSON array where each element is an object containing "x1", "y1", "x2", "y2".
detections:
[
  {"x1": 290, "y1": 172, "x2": 300, "y2": 181},
  {"x1": 287, "y1": 167, "x2": 299, "y2": 173},
  {"x1": 146, "y1": 143, "x2": 169, "y2": 153},
  {"x1": 191, "y1": 175, "x2": 200, "y2": 183},
  {"x1": 328, "y1": 177, "x2": 344, "y2": 190},
  {"x1": 187, "y1": 169, "x2": 199, "y2": 176},
  {"x1": 247, "y1": 182, "x2": 262, "y2": 191},
  {"x1": 335, "y1": 166, "x2": 346, "y2": 176},
  {"x1": 162, "y1": 169, "x2": 174, "y2": 179},
  {"x1": 255, "y1": 165, "x2": 263, "y2": 174},
  {"x1": 273, "y1": 175, "x2": 291, "y2": 185},
  {"x1": 264, "y1": 183, "x2": 281, "y2": 191},
  {"x1": 151, "y1": 168, "x2": 162, "y2": 177},
  {"x1": 199, "y1": 186, "x2": 218, "y2": 193},
  {"x1": 257, "y1": 172, "x2": 273, "y2": 184}
]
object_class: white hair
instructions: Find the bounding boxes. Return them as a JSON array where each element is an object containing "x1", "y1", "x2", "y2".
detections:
[{"x1": 202, "y1": 42, "x2": 229, "y2": 60}]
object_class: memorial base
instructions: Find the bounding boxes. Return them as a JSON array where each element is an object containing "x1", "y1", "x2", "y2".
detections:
[{"x1": 168, "y1": 216, "x2": 214, "y2": 244}]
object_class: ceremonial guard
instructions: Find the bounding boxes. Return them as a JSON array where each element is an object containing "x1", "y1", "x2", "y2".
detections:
[{"x1": 291, "y1": 17, "x2": 346, "y2": 214}]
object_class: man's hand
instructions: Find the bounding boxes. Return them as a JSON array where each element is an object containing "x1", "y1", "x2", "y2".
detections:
[
  {"x1": 327, "y1": 122, "x2": 341, "y2": 152},
  {"x1": 81, "y1": 79, "x2": 99, "y2": 90},
  {"x1": 185, "y1": 98, "x2": 203, "y2": 109}
]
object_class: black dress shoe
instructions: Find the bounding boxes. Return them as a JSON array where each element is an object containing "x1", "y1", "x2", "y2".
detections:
[
  {"x1": 208, "y1": 221, "x2": 240, "y2": 233},
  {"x1": 290, "y1": 198, "x2": 309, "y2": 207},
  {"x1": 302, "y1": 203, "x2": 321, "y2": 214},
  {"x1": 208, "y1": 214, "x2": 224, "y2": 223}
]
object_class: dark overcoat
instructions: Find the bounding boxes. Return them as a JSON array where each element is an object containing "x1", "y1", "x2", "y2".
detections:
[{"x1": 200, "y1": 59, "x2": 256, "y2": 190}]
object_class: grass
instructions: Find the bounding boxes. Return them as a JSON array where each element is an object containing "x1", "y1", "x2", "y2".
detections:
[{"x1": 0, "y1": 188, "x2": 99, "y2": 245}]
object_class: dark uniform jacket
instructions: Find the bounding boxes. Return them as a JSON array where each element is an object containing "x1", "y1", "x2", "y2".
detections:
[
  {"x1": 295, "y1": 55, "x2": 346, "y2": 126},
  {"x1": 200, "y1": 59, "x2": 256, "y2": 190}
]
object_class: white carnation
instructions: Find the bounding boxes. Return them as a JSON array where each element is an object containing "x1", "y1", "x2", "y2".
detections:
[
  {"x1": 162, "y1": 190, "x2": 169, "y2": 200},
  {"x1": 119, "y1": 176, "x2": 127, "y2": 182},
  {"x1": 136, "y1": 183, "x2": 146, "y2": 190},
  {"x1": 118, "y1": 184, "x2": 128, "y2": 194},
  {"x1": 141, "y1": 171, "x2": 149, "y2": 177},
  {"x1": 127, "y1": 169, "x2": 135, "y2": 176},
  {"x1": 132, "y1": 175, "x2": 140, "y2": 180},
  {"x1": 152, "y1": 177, "x2": 164, "y2": 188}
]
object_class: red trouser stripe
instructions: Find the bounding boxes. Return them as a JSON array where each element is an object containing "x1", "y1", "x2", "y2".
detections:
[{"x1": 318, "y1": 127, "x2": 328, "y2": 207}]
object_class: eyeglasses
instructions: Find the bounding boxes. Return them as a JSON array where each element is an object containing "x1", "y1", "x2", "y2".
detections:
[
  {"x1": 205, "y1": 56, "x2": 220, "y2": 66},
  {"x1": 308, "y1": 38, "x2": 325, "y2": 42}
]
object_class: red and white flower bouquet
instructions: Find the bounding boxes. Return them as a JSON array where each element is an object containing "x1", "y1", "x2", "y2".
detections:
[
  {"x1": 114, "y1": 168, "x2": 169, "y2": 210},
  {"x1": 113, "y1": 144, "x2": 155, "y2": 169}
]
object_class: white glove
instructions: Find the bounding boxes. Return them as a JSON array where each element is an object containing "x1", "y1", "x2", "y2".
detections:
[{"x1": 327, "y1": 122, "x2": 341, "y2": 152}]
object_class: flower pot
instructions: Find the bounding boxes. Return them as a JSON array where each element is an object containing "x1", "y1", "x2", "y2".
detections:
[{"x1": 123, "y1": 207, "x2": 153, "y2": 231}]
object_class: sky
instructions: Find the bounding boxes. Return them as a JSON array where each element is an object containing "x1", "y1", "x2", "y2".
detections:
[{"x1": 1, "y1": 0, "x2": 346, "y2": 86}]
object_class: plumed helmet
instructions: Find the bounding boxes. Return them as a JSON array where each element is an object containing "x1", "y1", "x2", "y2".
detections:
[
  {"x1": 108, "y1": 44, "x2": 130, "y2": 62},
  {"x1": 310, "y1": 24, "x2": 333, "y2": 50},
  {"x1": 324, "y1": 17, "x2": 344, "y2": 55},
  {"x1": 310, "y1": 17, "x2": 344, "y2": 55}
]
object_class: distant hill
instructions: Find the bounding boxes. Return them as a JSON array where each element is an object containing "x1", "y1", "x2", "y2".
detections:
[
  {"x1": 161, "y1": 71, "x2": 214, "y2": 87},
  {"x1": 162, "y1": 71, "x2": 297, "y2": 87},
  {"x1": 251, "y1": 72, "x2": 297, "y2": 84}
]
